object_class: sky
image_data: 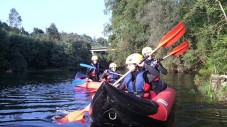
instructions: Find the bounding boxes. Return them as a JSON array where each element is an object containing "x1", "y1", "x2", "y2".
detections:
[{"x1": 0, "y1": 0, "x2": 111, "y2": 38}]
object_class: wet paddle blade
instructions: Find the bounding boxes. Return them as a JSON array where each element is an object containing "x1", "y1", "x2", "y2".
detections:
[
  {"x1": 79, "y1": 63, "x2": 96, "y2": 69},
  {"x1": 57, "y1": 109, "x2": 85, "y2": 123},
  {"x1": 72, "y1": 79, "x2": 85, "y2": 86},
  {"x1": 57, "y1": 104, "x2": 90, "y2": 123}
]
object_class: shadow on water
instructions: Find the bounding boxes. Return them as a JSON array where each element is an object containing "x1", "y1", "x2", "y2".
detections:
[{"x1": 0, "y1": 71, "x2": 226, "y2": 127}]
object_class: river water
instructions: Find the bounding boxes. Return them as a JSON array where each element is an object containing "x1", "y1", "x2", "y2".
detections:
[{"x1": 0, "y1": 71, "x2": 226, "y2": 127}]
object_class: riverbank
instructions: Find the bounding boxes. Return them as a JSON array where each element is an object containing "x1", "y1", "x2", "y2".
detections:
[{"x1": 197, "y1": 74, "x2": 227, "y2": 103}]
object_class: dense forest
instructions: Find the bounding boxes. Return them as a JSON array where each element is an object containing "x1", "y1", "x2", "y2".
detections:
[
  {"x1": 0, "y1": 8, "x2": 108, "y2": 72},
  {"x1": 104, "y1": 0, "x2": 226, "y2": 87}
]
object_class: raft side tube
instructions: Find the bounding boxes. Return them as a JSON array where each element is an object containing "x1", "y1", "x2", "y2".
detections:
[{"x1": 148, "y1": 87, "x2": 176, "y2": 121}]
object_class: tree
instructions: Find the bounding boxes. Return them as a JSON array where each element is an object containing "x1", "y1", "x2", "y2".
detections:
[
  {"x1": 20, "y1": 27, "x2": 29, "y2": 35},
  {"x1": 32, "y1": 27, "x2": 44, "y2": 35},
  {"x1": 137, "y1": 0, "x2": 179, "y2": 47},
  {"x1": 105, "y1": 0, "x2": 150, "y2": 65},
  {"x1": 0, "y1": 28, "x2": 11, "y2": 70},
  {"x1": 8, "y1": 8, "x2": 22, "y2": 28},
  {"x1": 50, "y1": 43, "x2": 67, "y2": 67},
  {"x1": 96, "y1": 37, "x2": 108, "y2": 47},
  {"x1": 67, "y1": 40, "x2": 92, "y2": 70},
  {"x1": 46, "y1": 23, "x2": 60, "y2": 40}
]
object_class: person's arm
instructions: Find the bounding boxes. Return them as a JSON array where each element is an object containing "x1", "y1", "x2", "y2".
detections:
[
  {"x1": 144, "y1": 63, "x2": 160, "y2": 78},
  {"x1": 157, "y1": 62, "x2": 167, "y2": 75},
  {"x1": 100, "y1": 70, "x2": 108, "y2": 80},
  {"x1": 117, "y1": 79, "x2": 125, "y2": 90},
  {"x1": 144, "y1": 71, "x2": 156, "y2": 83},
  {"x1": 86, "y1": 68, "x2": 90, "y2": 77}
]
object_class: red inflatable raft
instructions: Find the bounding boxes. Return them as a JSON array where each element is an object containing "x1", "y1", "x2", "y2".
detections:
[{"x1": 90, "y1": 83, "x2": 176, "y2": 126}]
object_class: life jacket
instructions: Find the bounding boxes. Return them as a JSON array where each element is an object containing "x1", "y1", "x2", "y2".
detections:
[
  {"x1": 91, "y1": 69, "x2": 96, "y2": 76},
  {"x1": 124, "y1": 70, "x2": 150, "y2": 98},
  {"x1": 107, "y1": 69, "x2": 119, "y2": 84},
  {"x1": 90, "y1": 63, "x2": 100, "y2": 77}
]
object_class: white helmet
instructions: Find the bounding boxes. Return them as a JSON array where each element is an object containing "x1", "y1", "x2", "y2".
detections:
[
  {"x1": 142, "y1": 47, "x2": 153, "y2": 55},
  {"x1": 125, "y1": 53, "x2": 143, "y2": 65},
  {"x1": 109, "y1": 63, "x2": 117, "y2": 68}
]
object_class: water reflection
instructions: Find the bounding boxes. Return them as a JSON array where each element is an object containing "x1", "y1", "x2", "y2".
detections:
[{"x1": 0, "y1": 72, "x2": 226, "y2": 127}]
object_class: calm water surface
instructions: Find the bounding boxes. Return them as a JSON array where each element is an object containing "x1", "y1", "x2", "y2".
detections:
[{"x1": 0, "y1": 71, "x2": 226, "y2": 127}]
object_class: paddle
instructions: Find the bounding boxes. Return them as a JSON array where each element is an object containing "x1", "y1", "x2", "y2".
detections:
[
  {"x1": 57, "y1": 21, "x2": 186, "y2": 123},
  {"x1": 72, "y1": 79, "x2": 86, "y2": 86},
  {"x1": 80, "y1": 63, "x2": 123, "y2": 76},
  {"x1": 57, "y1": 104, "x2": 91, "y2": 123},
  {"x1": 75, "y1": 72, "x2": 87, "y2": 79},
  {"x1": 79, "y1": 63, "x2": 95, "y2": 69},
  {"x1": 112, "y1": 21, "x2": 186, "y2": 87},
  {"x1": 72, "y1": 42, "x2": 189, "y2": 87},
  {"x1": 159, "y1": 40, "x2": 189, "y2": 61}
]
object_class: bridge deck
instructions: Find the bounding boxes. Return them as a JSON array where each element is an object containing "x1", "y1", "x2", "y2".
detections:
[{"x1": 90, "y1": 47, "x2": 115, "y2": 54}]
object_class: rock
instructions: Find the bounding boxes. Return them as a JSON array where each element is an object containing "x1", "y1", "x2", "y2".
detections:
[{"x1": 210, "y1": 74, "x2": 227, "y2": 91}]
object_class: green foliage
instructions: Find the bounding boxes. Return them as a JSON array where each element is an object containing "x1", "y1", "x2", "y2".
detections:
[
  {"x1": 198, "y1": 81, "x2": 215, "y2": 99},
  {"x1": 105, "y1": 1, "x2": 226, "y2": 101},
  {"x1": 46, "y1": 23, "x2": 60, "y2": 41},
  {"x1": 0, "y1": 20, "x2": 92, "y2": 72},
  {"x1": 180, "y1": 0, "x2": 227, "y2": 85},
  {"x1": 31, "y1": 28, "x2": 44, "y2": 35},
  {"x1": 0, "y1": 28, "x2": 11, "y2": 70},
  {"x1": 67, "y1": 40, "x2": 92, "y2": 70},
  {"x1": 95, "y1": 37, "x2": 108, "y2": 47},
  {"x1": 105, "y1": 0, "x2": 150, "y2": 65},
  {"x1": 198, "y1": 79, "x2": 227, "y2": 102}
]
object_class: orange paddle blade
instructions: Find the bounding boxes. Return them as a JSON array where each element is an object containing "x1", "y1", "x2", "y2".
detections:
[
  {"x1": 57, "y1": 104, "x2": 91, "y2": 123},
  {"x1": 158, "y1": 21, "x2": 186, "y2": 48},
  {"x1": 170, "y1": 40, "x2": 189, "y2": 56},
  {"x1": 174, "y1": 44, "x2": 189, "y2": 56},
  {"x1": 57, "y1": 109, "x2": 85, "y2": 123},
  {"x1": 162, "y1": 22, "x2": 186, "y2": 47}
]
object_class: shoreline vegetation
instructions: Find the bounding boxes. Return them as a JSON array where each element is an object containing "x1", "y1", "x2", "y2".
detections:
[{"x1": 1, "y1": 1, "x2": 226, "y2": 102}]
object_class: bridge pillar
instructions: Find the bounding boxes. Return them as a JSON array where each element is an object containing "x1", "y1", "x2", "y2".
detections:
[{"x1": 91, "y1": 50, "x2": 94, "y2": 55}]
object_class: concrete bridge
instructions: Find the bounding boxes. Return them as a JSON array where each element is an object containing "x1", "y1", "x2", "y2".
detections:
[{"x1": 90, "y1": 47, "x2": 115, "y2": 55}]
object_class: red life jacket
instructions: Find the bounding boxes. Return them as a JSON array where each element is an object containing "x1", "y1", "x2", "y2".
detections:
[{"x1": 91, "y1": 69, "x2": 96, "y2": 76}]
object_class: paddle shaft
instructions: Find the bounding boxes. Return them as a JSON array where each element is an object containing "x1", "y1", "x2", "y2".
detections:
[
  {"x1": 80, "y1": 63, "x2": 123, "y2": 76},
  {"x1": 112, "y1": 47, "x2": 161, "y2": 87}
]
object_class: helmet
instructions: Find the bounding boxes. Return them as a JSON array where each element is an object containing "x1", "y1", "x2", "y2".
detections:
[
  {"x1": 125, "y1": 53, "x2": 143, "y2": 65},
  {"x1": 142, "y1": 47, "x2": 153, "y2": 55},
  {"x1": 109, "y1": 63, "x2": 117, "y2": 68},
  {"x1": 91, "y1": 55, "x2": 98, "y2": 61}
]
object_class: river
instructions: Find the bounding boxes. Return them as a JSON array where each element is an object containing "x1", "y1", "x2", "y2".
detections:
[{"x1": 0, "y1": 71, "x2": 226, "y2": 127}]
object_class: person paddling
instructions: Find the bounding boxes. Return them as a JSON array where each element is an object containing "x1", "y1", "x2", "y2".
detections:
[
  {"x1": 118, "y1": 53, "x2": 159, "y2": 98},
  {"x1": 100, "y1": 63, "x2": 120, "y2": 84},
  {"x1": 86, "y1": 55, "x2": 101, "y2": 82},
  {"x1": 142, "y1": 47, "x2": 168, "y2": 95}
]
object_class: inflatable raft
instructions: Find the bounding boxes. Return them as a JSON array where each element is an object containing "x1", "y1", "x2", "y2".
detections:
[{"x1": 90, "y1": 83, "x2": 176, "y2": 126}]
